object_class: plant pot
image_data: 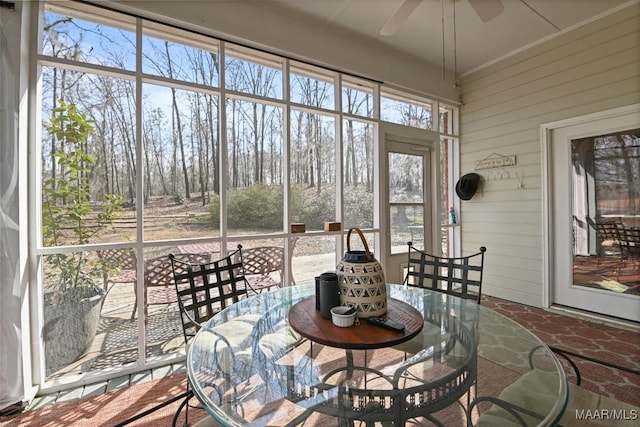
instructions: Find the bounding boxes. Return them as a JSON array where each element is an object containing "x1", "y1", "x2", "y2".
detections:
[{"x1": 43, "y1": 289, "x2": 107, "y2": 375}]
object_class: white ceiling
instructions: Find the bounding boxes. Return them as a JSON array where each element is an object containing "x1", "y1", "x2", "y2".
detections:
[{"x1": 271, "y1": 0, "x2": 633, "y2": 75}]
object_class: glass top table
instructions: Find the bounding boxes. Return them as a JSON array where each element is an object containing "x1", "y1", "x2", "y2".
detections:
[{"x1": 187, "y1": 284, "x2": 568, "y2": 426}]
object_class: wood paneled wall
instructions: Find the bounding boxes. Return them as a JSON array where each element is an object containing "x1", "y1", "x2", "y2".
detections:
[{"x1": 458, "y1": 3, "x2": 640, "y2": 306}]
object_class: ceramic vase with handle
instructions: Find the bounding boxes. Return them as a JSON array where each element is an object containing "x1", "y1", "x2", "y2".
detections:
[{"x1": 336, "y1": 228, "x2": 387, "y2": 318}]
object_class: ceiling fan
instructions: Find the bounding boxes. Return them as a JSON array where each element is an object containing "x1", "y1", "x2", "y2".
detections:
[{"x1": 380, "y1": 0, "x2": 504, "y2": 36}]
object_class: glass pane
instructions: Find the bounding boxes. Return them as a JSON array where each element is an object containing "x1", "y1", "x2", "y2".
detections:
[
  {"x1": 571, "y1": 129, "x2": 640, "y2": 296},
  {"x1": 142, "y1": 24, "x2": 220, "y2": 86},
  {"x1": 225, "y1": 45, "x2": 283, "y2": 99},
  {"x1": 42, "y1": 249, "x2": 138, "y2": 379},
  {"x1": 233, "y1": 238, "x2": 287, "y2": 291},
  {"x1": 343, "y1": 119, "x2": 374, "y2": 229},
  {"x1": 389, "y1": 152, "x2": 424, "y2": 255},
  {"x1": 390, "y1": 205, "x2": 424, "y2": 253},
  {"x1": 290, "y1": 110, "x2": 336, "y2": 231},
  {"x1": 43, "y1": 5, "x2": 136, "y2": 71},
  {"x1": 388, "y1": 152, "x2": 424, "y2": 203},
  {"x1": 381, "y1": 92, "x2": 433, "y2": 129},
  {"x1": 226, "y1": 98, "x2": 284, "y2": 235},
  {"x1": 291, "y1": 235, "x2": 338, "y2": 285},
  {"x1": 440, "y1": 138, "x2": 452, "y2": 256},
  {"x1": 345, "y1": 230, "x2": 378, "y2": 257},
  {"x1": 143, "y1": 84, "x2": 221, "y2": 239},
  {"x1": 142, "y1": 247, "x2": 197, "y2": 361},
  {"x1": 342, "y1": 80, "x2": 374, "y2": 118},
  {"x1": 439, "y1": 104, "x2": 456, "y2": 134},
  {"x1": 290, "y1": 65, "x2": 335, "y2": 110},
  {"x1": 41, "y1": 68, "x2": 137, "y2": 246}
]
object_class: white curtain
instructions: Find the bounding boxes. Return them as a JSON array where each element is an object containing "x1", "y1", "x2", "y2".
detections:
[{"x1": 0, "y1": 5, "x2": 24, "y2": 412}]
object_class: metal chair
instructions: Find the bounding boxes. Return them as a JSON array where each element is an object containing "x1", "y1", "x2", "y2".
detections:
[
  {"x1": 404, "y1": 242, "x2": 487, "y2": 303},
  {"x1": 619, "y1": 225, "x2": 640, "y2": 266},
  {"x1": 594, "y1": 218, "x2": 622, "y2": 257},
  {"x1": 97, "y1": 248, "x2": 138, "y2": 318},
  {"x1": 141, "y1": 252, "x2": 211, "y2": 320},
  {"x1": 168, "y1": 246, "x2": 259, "y2": 427},
  {"x1": 241, "y1": 246, "x2": 285, "y2": 293},
  {"x1": 399, "y1": 243, "x2": 486, "y2": 423},
  {"x1": 472, "y1": 346, "x2": 640, "y2": 426}
]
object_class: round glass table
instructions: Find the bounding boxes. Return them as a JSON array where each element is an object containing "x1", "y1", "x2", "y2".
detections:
[{"x1": 187, "y1": 284, "x2": 568, "y2": 426}]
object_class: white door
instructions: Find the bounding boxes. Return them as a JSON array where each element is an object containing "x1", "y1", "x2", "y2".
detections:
[
  {"x1": 382, "y1": 124, "x2": 439, "y2": 284},
  {"x1": 548, "y1": 105, "x2": 640, "y2": 322}
]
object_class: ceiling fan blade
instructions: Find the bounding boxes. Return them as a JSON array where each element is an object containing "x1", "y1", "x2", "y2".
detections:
[
  {"x1": 380, "y1": 0, "x2": 422, "y2": 36},
  {"x1": 468, "y1": 0, "x2": 504, "y2": 22}
]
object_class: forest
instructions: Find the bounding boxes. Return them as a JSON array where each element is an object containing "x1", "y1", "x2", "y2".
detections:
[{"x1": 40, "y1": 4, "x2": 434, "y2": 243}]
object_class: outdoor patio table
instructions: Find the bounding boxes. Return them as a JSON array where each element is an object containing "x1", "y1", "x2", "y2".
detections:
[{"x1": 186, "y1": 284, "x2": 568, "y2": 426}]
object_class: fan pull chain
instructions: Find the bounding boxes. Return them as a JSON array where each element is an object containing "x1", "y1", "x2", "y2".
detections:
[
  {"x1": 453, "y1": 0, "x2": 460, "y2": 88},
  {"x1": 441, "y1": 0, "x2": 446, "y2": 81}
]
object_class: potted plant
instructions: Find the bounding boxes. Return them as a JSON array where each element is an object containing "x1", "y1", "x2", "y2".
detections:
[{"x1": 41, "y1": 100, "x2": 123, "y2": 374}]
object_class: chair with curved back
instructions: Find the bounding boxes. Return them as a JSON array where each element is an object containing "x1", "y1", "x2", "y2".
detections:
[
  {"x1": 398, "y1": 243, "x2": 486, "y2": 358},
  {"x1": 241, "y1": 246, "x2": 285, "y2": 293},
  {"x1": 404, "y1": 242, "x2": 487, "y2": 303},
  {"x1": 168, "y1": 246, "x2": 260, "y2": 427},
  {"x1": 619, "y1": 225, "x2": 640, "y2": 266},
  {"x1": 395, "y1": 242, "x2": 487, "y2": 423},
  {"x1": 97, "y1": 248, "x2": 138, "y2": 319},
  {"x1": 473, "y1": 346, "x2": 640, "y2": 426},
  {"x1": 594, "y1": 218, "x2": 622, "y2": 258},
  {"x1": 141, "y1": 252, "x2": 211, "y2": 320}
]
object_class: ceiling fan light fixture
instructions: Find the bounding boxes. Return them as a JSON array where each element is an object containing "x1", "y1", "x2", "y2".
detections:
[
  {"x1": 380, "y1": 0, "x2": 422, "y2": 36},
  {"x1": 380, "y1": 0, "x2": 504, "y2": 38},
  {"x1": 468, "y1": 0, "x2": 504, "y2": 23}
]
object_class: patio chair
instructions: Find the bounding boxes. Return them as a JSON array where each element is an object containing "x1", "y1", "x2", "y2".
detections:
[
  {"x1": 404, "y1": 242, "x2": 487, "y2": 302},
  {"x1": 594, "y1": 218, "x2": 622, "y2": 257},
  {"x1": 618, "y1": 225, "x2": 640, "y2": 266},
  {"x1": 97, "y1": 248, "x2": 138, "y2": 318},
  {"x1": 473, "y1": 346, "x2": 640, "y2": 426},
  {"x1": 139, "y1": 252, "x2": 211, "y2": 320},
  {"x1": 168, "y1": 246, "x2": 260, "y2": 427},
  {"x1": 396, "y1": 242, "x2": 486, "y2": 415},
  {"x1": 240, "y1": 246, "x2": 285, "y2": 293}
]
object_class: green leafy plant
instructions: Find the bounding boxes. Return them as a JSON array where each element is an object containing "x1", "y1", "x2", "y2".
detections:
[{"x1": 42, "y1": 100, "x2": 123, "y2": 303}]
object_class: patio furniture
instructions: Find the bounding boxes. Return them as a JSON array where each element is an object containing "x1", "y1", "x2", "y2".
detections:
[
  {"x1": 138, "y1": 252, "x2": 211, "y2": 320},
  {"x1": 97, "y1": 248, "x2": 138, "y2": 319},
  {"x1": 240, "y1": 246, "x2": 285, "y2": 293},
  {"x1": 186, "y1": 284, "x2": 568, "y2": 426},
  {"x1": 594, "y1": 218, "x2": 622, "y2": 257},
  {"x1": 399, "y1": 243, "x2": 486, "y2": 397},
  {"x1": 474, "y1": 346, "x2": 640, "y2": 426},
  {"x1": 168, "y1": 247, "x2": 260, "y2": 427},
  {"x1": 404, "y1": 242, "x2": 487, "y2": 302},
  {"x1": 176, "y1": 241, "x2": 239, "y2": 255},
  {"x1": 619, "y1": 225, "x2": 640, "y2": 265}
]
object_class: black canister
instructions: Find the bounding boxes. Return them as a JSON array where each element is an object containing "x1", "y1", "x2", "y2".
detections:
[
  {"x1": 319, "y1": 272, "x2": 340, "y2": 319},
  {"x1": 314, "y1": 276, "x2": 321, "y2": 309}
]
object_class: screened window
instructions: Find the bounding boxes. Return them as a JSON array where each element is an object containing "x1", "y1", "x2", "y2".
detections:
[
  {"x1": 142, "y1": 24, "x2": 220, "y2": 86},
  {"x1": 343, "y1": 118, "x2": 374, "y2": 229},
  {"x1": 42, "y1": 4, "x2": 136, "y2": 70},
  {"x1": 290, "y1": 110, "x2": 337, "y2": 231},
  {"x1": 290, "y1": 63, "x2": 335, "y2": 110},
  {"x1": 226, "y1": 98, "x2": 284, "y2": 235},
  {"x1": 35, "y1": 0, "x2": 458, "y2": 384},
  {"x1": 225, "y1": 45, "x2": 283, "y2": 99},
  {"x1": 342, "y1": 78, "x2": 374, "y2": 118},
  {"x1": 381, "y1": 90, "x2": 433, "y2": 130}
]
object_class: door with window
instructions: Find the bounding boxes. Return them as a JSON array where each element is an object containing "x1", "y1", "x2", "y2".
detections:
[
  {"x1": 548, "y1": 105, "x2": 640, "y2": 322},
  {"x1": 384, "y1": 132, "x2": 437, "y2": 284}
]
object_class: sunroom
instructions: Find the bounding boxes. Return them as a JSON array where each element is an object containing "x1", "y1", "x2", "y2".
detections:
[{"x1": 1, "y1": 0, "x2": 638, "y2": 424}]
